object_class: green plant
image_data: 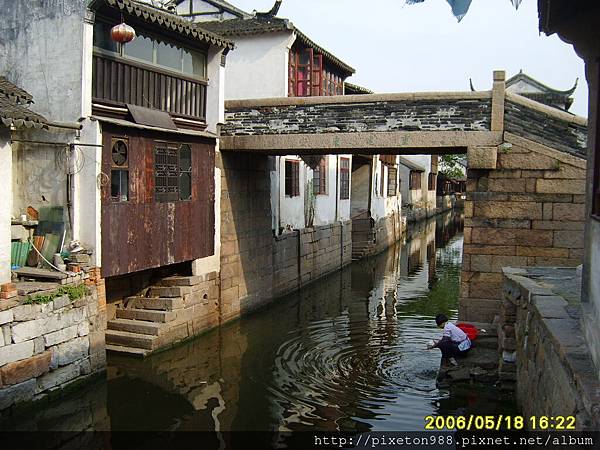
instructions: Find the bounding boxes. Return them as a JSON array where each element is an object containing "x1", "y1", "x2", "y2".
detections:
[{"x1": 24, "y1": 284, "x2": 90, "y2": 305}]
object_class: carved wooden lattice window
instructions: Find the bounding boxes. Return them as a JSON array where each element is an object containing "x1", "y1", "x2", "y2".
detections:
[
  {"x1": 285, "y1": 159, "x2": 300, "y2": 197},
  {"x1": 340, "y1": 157, "x2": 350, "y2": 200},
  {"x1": 155, "y1": 142, "x2": 192, "y2": 202},
  {"x1": 387, "y1": 167, "x2": 398, "y2": 197},
  {"x1": 313, "y1": 157, "x2": 327, "y2": 195}
]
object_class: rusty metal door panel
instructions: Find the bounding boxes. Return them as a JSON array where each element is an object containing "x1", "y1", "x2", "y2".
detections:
[{"x1": 100, "y1": 125, "x2": 215, "y2": 278}]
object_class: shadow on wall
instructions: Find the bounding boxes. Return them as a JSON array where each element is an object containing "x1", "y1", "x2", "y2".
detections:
[{"x1": 219, "y1": 152, "x2": 275, "y2": 321}]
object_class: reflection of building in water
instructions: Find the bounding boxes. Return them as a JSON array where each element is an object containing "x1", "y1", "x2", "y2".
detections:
[{"x1": 105, "y1": 322, "x2": 248, "y2": 432}]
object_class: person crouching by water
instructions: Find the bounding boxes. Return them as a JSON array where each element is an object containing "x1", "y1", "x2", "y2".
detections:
[{"x1": 426, "y1": 314, "x2": 471, "y2": 366}]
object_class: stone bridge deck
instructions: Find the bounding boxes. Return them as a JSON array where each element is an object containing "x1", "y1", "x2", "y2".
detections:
[
  {"x1": 220, "y1": 75, "x2": 586, "y2": 158},
  {"x1": 216, "y1": 71, "x2": 589, "y2": 325}
]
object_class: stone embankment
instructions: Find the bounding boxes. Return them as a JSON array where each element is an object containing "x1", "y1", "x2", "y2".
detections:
[
  {"x1": 501, "y1": 267, "x2": 600, "y2": 430},
  {"x1": 0, "y1": 280, "x2": 106, "y2": 415}
]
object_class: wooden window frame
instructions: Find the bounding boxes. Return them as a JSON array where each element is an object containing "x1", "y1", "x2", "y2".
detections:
[
  {"x1": 340, "y1": 157, "x2": 350, "y2": 200},
  {"x1": 313, "y1": 156, "x2": 328, "y2": 195},
  {"x1": 387, "y1": 167, "x2": 398, "y2": 197},
  {"x1": 428, "y1": 172, "x2": 437, "y2": 191},
  {"x1": 93, "y1": 18, "x2": 208, "y2": 82},
  {"x1": 410, "y1": 171, "x2": 423, "y2": 190},
  {"x1": 380, "y1": 164, "x2": 386, "y2": 197},
  {"x1": 154, "y1": 141, "x2": 193, "y2": 203},
  {"x1": 110, "y1": 137, "x2": 130, "y2": 203},
  {"x1": 285, "y1": 159, "x2": 300, "y2": 197}
]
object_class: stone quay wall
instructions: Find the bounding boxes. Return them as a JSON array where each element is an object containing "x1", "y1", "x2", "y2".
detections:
[
  {"x1": 273, "y1": 222, "x2": 352, "y2": 296},
  {"x1": 0, "y1": 281, "x2": 106, "y2": 414},
  {"x1": 219, "y1": 152, "x2": 354, "y2": 326},
  {"x1": 460, "y1": 132, "x2": 587, "y2": 322},
  {"x1": 436, "y1": 194, "x2": 457, "y2": 214},
  {"x1": 501, "y1": 268, "x2": 600, "y2": 430}
]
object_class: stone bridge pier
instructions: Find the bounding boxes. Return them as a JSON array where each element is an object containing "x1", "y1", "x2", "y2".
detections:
[{"x1": 219, "y1": 70, "x2": 587, "y2": 325}]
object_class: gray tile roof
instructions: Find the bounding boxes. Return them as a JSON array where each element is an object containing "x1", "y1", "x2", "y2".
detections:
[
  {"x1": 90, "y1": 0, "x2": 235, "y2": 50},
  {"x1": 0, "y1": 77, "x2": 48, "y2": 129},
  {"x1": 201, "y1": 17, "x2": 355, "y2": 75}
]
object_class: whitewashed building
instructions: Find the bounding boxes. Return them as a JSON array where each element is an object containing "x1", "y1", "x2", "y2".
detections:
[{"x1": 177, "y1": 0, "x2": 355, "y2": 234}]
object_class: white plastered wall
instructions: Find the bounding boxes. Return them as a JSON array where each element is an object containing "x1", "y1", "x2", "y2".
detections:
[
  {"x1": 193, "y1": 45, "x2": 225, "y2": 276},
  {"x1": 0, "y1": 129, "x2": 12, "y2": 284},
  {"x1": 313, "y1": 155, "x2": 352, "y2": 226},
  {"x1": 370, "y1": 157, "x2": 401, "y2": 221},
  {"x1": 224, "y1": 32, "x2": 295, "y2": 100}
]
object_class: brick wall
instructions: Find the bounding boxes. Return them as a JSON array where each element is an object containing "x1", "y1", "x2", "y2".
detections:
[
  {"x1": 460, "y1": 133, "x2": 587, "y2": 321},
  {"x1": 222, "y1": 98, "x2": 492, "y2": 136},
  {"x1": 0, "y1": 282, "x2": 106, "y2": 414}
]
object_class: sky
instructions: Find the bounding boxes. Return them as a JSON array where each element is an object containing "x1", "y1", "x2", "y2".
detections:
[{"x1": 230, "y1": 0, "x2": 588, "y2": 117}]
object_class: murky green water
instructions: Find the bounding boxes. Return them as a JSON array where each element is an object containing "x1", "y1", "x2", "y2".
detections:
[{"x1": 1, "y1": 211, "x2": 516, "y2": 436}]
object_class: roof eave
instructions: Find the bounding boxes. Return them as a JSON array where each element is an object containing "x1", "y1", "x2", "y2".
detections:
[{"x1": 90, "y1": 0, "x2": 235, "y2": 50}]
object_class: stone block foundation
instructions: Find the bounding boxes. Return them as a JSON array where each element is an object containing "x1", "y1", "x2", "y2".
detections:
[
  {"x1": 0, "y1": 281, "x2": 106, "y2": 415},
  {"x1": 501, "y1": 267, "x2": 600, "y2": 430}
]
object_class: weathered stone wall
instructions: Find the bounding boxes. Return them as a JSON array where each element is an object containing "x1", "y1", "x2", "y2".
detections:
[
  {"x1": 436, "y1": 194, "x2": 457, "y2": 214},
  {"x1": 501, "y1": 268, "x2": 600, "y2": 430},
  {"x1": 0, "y1": 281, "x2": 106, "y2": 414},
  {"x1": 222, "y1": 95, "x2": 492, "y2": 136},
  {"x1": 460, "y1": 132, "x2": 587, "y2": 322},
  {"x1": 219, "y1": 152, "x2": 354, "y2": 325},
  {"x1": 219, "y1": 152, "x2": 274, "y2": 323},
  {"x1": 351, "y1": 211, "x2": 404, "y2": 260},
  {"x1": 273, "y1": 222, "x2": 352, "y2": 296}
]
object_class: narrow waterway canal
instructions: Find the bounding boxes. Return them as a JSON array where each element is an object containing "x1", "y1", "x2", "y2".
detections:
[{"x1": 2, "y1": 211, "x2": 516, "y2": 436}]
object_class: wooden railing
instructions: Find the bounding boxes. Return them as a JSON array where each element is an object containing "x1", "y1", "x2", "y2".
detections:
[{"x1": 92, "y1": 53, "x2": 207, "y2": 122}]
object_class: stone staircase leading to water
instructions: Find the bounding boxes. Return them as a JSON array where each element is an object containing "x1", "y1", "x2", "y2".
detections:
[{"x1": 106, "y1": 274, "x2": 219, "y2": 357}]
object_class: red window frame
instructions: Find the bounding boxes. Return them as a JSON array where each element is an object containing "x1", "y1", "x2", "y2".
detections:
[
  {"x1": 285, "y1": 159, "x2": 300, "y2": 197},
  {"x1": 340, "y1": 157, "x2": 350, "y2": 200}
]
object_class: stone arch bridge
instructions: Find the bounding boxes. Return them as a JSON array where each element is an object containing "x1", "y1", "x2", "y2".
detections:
[{"x1": 217, "y1": 71, "x2": 588, "y2": 323}]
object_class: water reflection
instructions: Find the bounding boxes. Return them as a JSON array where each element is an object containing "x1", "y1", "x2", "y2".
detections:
[{"x1": 1, "y1": 210, "x2": 515, "y2": 436}]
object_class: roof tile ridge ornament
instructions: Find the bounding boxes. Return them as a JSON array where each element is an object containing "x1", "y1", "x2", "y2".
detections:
[{"x1": 255, "y1": 0, "x2": 282, "y2": 18}]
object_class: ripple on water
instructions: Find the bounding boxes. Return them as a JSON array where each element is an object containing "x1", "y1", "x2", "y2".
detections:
[{"x1": 266, "y1": 314, "x2": 444, "y2": 430}]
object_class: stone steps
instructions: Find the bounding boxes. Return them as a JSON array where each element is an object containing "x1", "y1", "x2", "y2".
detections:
[
  {"x1": 116, "y1": 308, "x2": 176, "y2": 323},
  {"x1": 148, "y1": 286, "x2": 191, "y2": 298},
  {"x1": 108, "y1": 318, "x2": 164, "y2": 336},
  {"x1": 106, "y1": 329, "x2": 157, "y2": 350},
  {"x1": 125, "y1": 296, "x2": 184, "y2": 311},
  {"x1": 108, "y1": 274, "x2": 208, "y2": 357},
  {"x1": 106, "y1": 344, "x2": 149, "y2": 358}
]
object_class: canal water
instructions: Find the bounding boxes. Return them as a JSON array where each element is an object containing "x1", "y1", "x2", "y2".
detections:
[{"x1": 1, "y1": 211, "x2": 516, "y2": 439}]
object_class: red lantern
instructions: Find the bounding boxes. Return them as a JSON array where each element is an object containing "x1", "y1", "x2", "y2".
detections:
[{"x1": 111, "y1": 22, "x2": 136, "y2": 44}]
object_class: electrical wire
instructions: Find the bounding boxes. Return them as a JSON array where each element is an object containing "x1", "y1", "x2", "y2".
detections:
[{"x1": 27, "y1": 237, "x2": 72, "y2": 275}]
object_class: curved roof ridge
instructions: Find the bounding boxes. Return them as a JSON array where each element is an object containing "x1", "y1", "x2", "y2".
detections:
[{"x1": 506, "y1": 71, "x2": 578, "y2": 96}]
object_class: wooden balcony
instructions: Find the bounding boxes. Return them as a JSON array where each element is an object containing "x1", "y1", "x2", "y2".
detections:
[{"x1": 92, "y1": 52, "x2": 207, "y2": 126}]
